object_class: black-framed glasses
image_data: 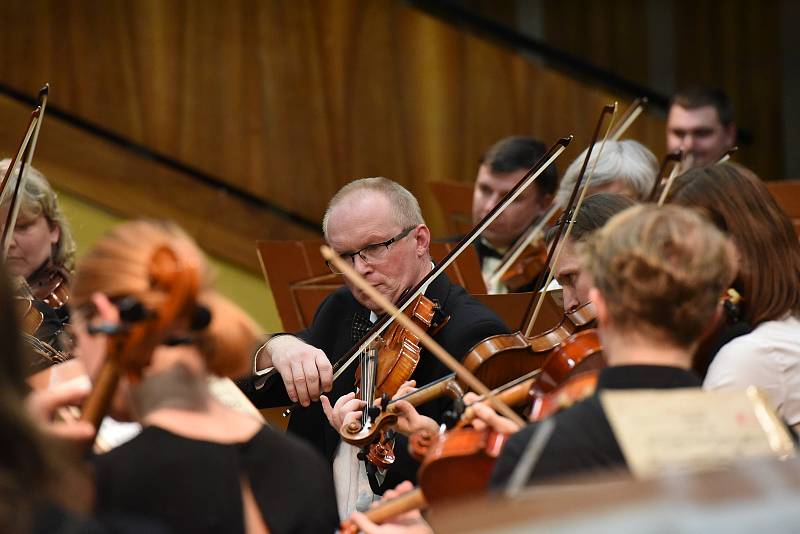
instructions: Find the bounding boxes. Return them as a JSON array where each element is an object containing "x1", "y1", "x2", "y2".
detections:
[{"x1": 326, "y1": 226, "x2": 417, "y2": 274}]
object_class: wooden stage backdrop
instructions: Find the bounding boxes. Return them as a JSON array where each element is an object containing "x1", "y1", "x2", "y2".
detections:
[{"x1": 0, "y1": 0, "x2": 670, "y2": 274}]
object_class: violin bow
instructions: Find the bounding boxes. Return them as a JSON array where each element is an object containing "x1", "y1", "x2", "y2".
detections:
[
  {"x1": 609, "y1": 97, "x2": 647, "y2": 141},
  {"x1": 488, "y1": 97, "x2": 646, "y2": 289},
  {"x1": 648, "y1": 149, "x2": 682, "y2": 202},
  {"x1": 322, "y1": 245, "x2": 525, "y2": 427},
  {"x1": 657, "y1": 146, "x2": 738, "y2": 206},
  {"x1": 272, "y1": 135, "x2": 573, "y2": 416},
  {"x1": 1, "y1": 84, "x2": 49, "y2": 256},
  {"x1": 524, "y1": 103, "x2": 618, "y2": 337}
]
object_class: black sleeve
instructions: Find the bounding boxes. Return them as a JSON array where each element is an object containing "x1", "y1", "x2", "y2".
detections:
[
  {"x1": 489, "y1": 425, "x2": 536, "y2": 491},
  {"x1": 249, "y1": 429, "x2": 340, "y2": 534}
]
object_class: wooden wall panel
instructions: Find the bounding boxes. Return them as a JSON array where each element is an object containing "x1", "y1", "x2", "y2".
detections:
[{"x1": 0, "y1": 0, "x2": 667, "y2": 264}]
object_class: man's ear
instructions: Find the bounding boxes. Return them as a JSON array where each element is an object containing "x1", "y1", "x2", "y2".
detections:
[
  {"x1": 415, "y1": 224, "x2": 431, "y2": 258},
  {"x1": 724, "y1": 122, "x2": 737, "y2": 149},
  {"x1": 588, "y1": 287, "x2": 607, "y2": 326}
]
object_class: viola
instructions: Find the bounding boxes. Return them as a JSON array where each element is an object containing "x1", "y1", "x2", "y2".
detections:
[{"x1": 80, "y1": 245, "x2": 202, "y2": 438}]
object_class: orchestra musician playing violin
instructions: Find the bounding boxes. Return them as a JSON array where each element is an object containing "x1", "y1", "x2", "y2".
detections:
[
  {"x1": 71, "y1": 220, "x2": 339, "y2": 534},
  {"x1": 668, "y1": 163, "x2": 800, "y2": 429},
  {"x1": 0, "y1": 159, "x2": 76, "y2": 368},
  {"x1": 554, "y1": 140, "x2": 657, "y2": 207},
  {"x1": 0, "y1": 160, "x2": 75, "y2": 296},
  {"x1": 470, "y1": 137, "x2": 558, "y2": 293},
  {"x1": 241, "y1": 177, "x2": 508, "y2": 516},
  {"x1": 547, "y1": 193, "x2": 634, "y2": 312},
  {"x1": 666, "y1": 88, "x2": 737, "y2": 170},
  {"x1": 487, "y1": 204, "x2": 736, "y2": 487}
]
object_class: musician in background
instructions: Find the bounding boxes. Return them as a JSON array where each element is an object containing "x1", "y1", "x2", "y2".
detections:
[
  {"x1": 0, "y1": 159, "x2": 76, "y2": 370},
  {"x1": 554, "y1": 140, "x2": 657, "y2": 207},
  {"x1": 488, "y1": 204, "x2": 735, "y2": 487},
  {"x1": 471, "y1": 137, "x2": 558, "y2": 293},
  {"x1": 669, "y1": 163, "x2": 800, "y2": 427},
  {"x1": 1, "y1": 160, "x2": 75, "y2": 298},
  {"x1": 547, "y1": 193, "x2": 635, "y2": 312},
  {"x1": 241, "y1": 177, "x2": 508, "y2": 517},
  {"x1": 666, "y1": 88, "x2": 737, "y2": 170}
]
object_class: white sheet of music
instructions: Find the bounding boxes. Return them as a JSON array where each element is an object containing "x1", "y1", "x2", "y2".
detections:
[{"x1": 601, "y1": 387, "x2": 796, "y2": 479}]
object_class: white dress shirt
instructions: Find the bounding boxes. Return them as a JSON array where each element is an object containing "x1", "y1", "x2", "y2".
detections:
[{"x1": 704, "y1": 314, "x2": 800, "y2": 426}]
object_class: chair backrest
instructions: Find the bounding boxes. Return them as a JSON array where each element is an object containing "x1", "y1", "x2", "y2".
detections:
[
  {"x1": 766, "y1": 180, "x2": 800, "y2": 237},
  {"x1": 430, "y1": 180, "x2": 474, "y2": 236}
]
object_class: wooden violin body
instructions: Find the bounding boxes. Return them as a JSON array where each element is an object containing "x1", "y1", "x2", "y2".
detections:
[
  {"x1": 499, "y1": 240, "x2": 548, "y2": 292},
  {"x1": 461, "y1": 300, "x2": 596, "y2": 389},
  {"x1": 529, "y1": 369, "x2": 599, "y2": 421},
  {"x1": 413, "y1": 427, "x2": 509, "y2": 502},
  {"x1": 354, "y1": 294, "x2": 438, "y2": 402}
]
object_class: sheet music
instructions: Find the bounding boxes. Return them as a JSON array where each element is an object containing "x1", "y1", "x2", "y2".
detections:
[{"x1": 601, "y1": 387, "x2": 796, "y2": 479}]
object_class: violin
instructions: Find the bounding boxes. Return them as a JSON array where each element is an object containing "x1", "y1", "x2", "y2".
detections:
[
  {"x1": 341, "y1": 372, "x2": 463, "y2": 448},
  {"x1": 80, "y1": 246, "x2": 201, "y2": 438},
  {"x1": 350, "y1": 294, "x2": 447, "y2": 468},
  {"x1": 27, "y1": 262, "x2": 71, "y2": 310},
  {"x1": 461, "y1": 293, "x2": 597, "y2": 389},
  {"x1": 529, "y1": 369, "x2": 599, "y2": 421}
]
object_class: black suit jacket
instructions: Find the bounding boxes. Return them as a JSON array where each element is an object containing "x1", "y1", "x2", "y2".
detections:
[
  {"x1": 490, "y1": 365, "x2": 701, "y2": 490},
  {"x1": 242, "y1": 272, "x2": 509, "y2": 491}
]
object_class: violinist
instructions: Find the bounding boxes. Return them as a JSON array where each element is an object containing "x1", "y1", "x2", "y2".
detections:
[
  {"x1": 666, "y1": 88, "x2": 736, "y2": 170},
  {"x1": 470, "y1": 137, "x2": 558, "y2": 293},
  {"x1": 0, "y1": 159, "x2": 76, "y2": 369},
  {"x1": 668, "y1": 163, "x2": 800, "y2": 429},
  {"x1": 554, "y1": 140, "x2": 658, "y2": 207},
  {"x1": 488, "y1": 204, "x2": 736, "y2": 487},
  {"x1": 71, "y1": 220, "x2": 339, "y2": 533},
  {"x1": 547, "y1": 193, "x2": 634, "y2": 312},
  {"x1": 241, "y1": 177, "x2": 508, "y2": 516}
]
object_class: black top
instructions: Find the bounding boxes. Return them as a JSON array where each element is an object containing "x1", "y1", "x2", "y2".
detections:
[
  {"x1": 241, "y1": 272, "x2": 509, "y2": 491},
  {"x1": 490, "y1": 365, "x2": 701, "y2": 490},
  {"x1": 93, "y1": 425, "x2": 339, "y2": 534}
]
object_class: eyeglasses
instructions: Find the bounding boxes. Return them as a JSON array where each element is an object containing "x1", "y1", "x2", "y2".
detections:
[{"x1": 326, "y1": 226, "x2": 417, "y2": 274}]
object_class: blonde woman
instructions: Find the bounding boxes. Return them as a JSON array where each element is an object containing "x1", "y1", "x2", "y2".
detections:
[{"x1": 71, "y1": 220, "x2": 338, "y2": 534}]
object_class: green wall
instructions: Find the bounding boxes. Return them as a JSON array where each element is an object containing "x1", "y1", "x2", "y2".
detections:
[{"x1": 57, "y1": 189, "x2": 283, "y2": 332}]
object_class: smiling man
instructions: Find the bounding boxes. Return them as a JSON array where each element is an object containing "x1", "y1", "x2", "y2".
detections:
[
  {"x1": 666, "y1": 88, "x2": 737, "y2": 170},
  {"x1": 242, "y1": 177, "x2": 508, "y2": 517}
]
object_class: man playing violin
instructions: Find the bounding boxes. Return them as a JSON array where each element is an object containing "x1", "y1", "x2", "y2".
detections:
[
  {"x1": 241, "y1": 177, "x2": 508, "y2": 517},
  {"x1": 471, "y1": 137, "x2": 558, "y2": 293},
  {"x1": 666, "y1": 87, "x2": 737, "y2": 170},
  {"x1": 488, "y1": 204, "x2": 736, "y2": 487}
]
